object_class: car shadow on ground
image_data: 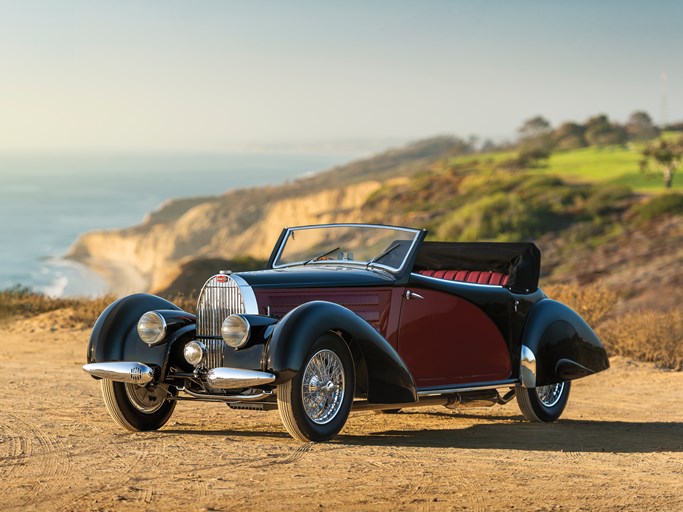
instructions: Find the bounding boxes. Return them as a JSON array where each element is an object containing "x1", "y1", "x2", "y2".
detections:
[
  {"x1": 335, "y1": 419, "x2": 683, "y2": 453},
  {"x1": 162, "y1": 418, "x2": 683, "y2": 453}
]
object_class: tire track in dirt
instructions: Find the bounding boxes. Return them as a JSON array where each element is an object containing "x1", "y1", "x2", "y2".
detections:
[
  {"x1": 276, "y1": 442, "x2": 314, "y2": 464},
  {"x1": 99, "y1": 432, "x2": 171, "y2": 505},
  {"x1": 0, "y1": 419, "x2": 33, "y2": 497},
  {"x1": 456, "y1": 477, "x2": 486, "y2": 512},
  {"x1": 126, "y1": 435, "x2": 168, "y2": 505},
  {"x1": 0, "y1": 414, "x2": 72, "y2": 507},
  {"x1": 398, "y1": 468, "x2": 433, "y2": 508}
]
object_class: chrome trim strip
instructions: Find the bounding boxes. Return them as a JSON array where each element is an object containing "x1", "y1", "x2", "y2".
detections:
[
  {"x1": 82, "y1": 362, "x2": 154, "y2": 385},
  {"x1": 195, "y1": 273, "x2": 258, "y2": 370},
  {"x1": 520, "y1": 345, "x2": 537, "y2": 388},
  {"x1": 229, "y1": 274, "x2": 259, "y2": 314},
  {"x1": 206, "y1": 367, "x2": 276, "y2": 389},
  {"x1": 412, "y1": 273, "x2": 508, "y2": 288},
  {"x1": 417, "y1": 379, "x2": 518, "y2": 397}
]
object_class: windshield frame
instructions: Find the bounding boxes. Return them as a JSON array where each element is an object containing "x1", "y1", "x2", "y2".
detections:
[{"x1": 269, "y1": 223, "x2": 424, "y2": 274}]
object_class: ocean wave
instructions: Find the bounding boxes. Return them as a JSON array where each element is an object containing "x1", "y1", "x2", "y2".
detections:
[{"x1": 42, "y1": 274, "x2": 69, "y2": 298}]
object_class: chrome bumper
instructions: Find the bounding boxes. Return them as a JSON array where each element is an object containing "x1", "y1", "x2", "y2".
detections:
[
  {"x1": 82, "y1": 362, "x2": 155, "y2": 385},
  {"x1": 207, "y1": 367, "x2": 276, "y2": 389}
]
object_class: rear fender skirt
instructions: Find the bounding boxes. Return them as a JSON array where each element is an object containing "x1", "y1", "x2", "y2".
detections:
[
  {"x1": 267, "y1": 300, "x2": 417, "y2": 404},
  {"x1": 87, "y1": 294, "x2": 196, "y2": 379},
  {"x1": 521, "y1": 299, "x2": 609, "y2": 387}
]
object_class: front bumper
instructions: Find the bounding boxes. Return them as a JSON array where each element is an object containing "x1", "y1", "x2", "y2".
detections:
[
  {"x1": 83, "y1": 361, "x2": 276, "y2": 390},
  {"x1": 82, "y1": 362, "x2": 155, "y2": 384},
  {"x1": 207, "y1": 367, "x2": 276, "y2": 389}
]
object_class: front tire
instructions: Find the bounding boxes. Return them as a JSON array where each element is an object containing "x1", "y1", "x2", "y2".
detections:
[
  {"x1": 101, "y1": 379, "x2": 176, "y2": 432},
  {"x1": 277, "y1": 333, "x2": 355, "y2": 442},
  {"x1": 515, "y1": 381, "x2": 570, "y2": 422}
]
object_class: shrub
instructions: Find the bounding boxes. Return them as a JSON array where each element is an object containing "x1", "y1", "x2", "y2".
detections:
[
  {"x1": 436, "y1": 173, "x2": 573, "y2": 241},
  {"x1": 598, "y1": 309, "x2": 683, "y2": 370},
  {"x1": 0, "y1": 286, "x2": 76, "y2": 320},
  {"x1": 633, "y1": 193, "x2": 683, "y2": 221},
  {"x1": 543, "y1": 283, "x2": 617, "y2": 327},
  {"x1": 0, "y1": 287, "x2": 196, "y2": 327},
  {"x1": 544, "y1": 282, "x2": 683, "y2": 370},
  {"x1": 583, "y1": 185, "x2": 632, "y2": 217},
  {"x1": 437, "y1": 192, "x2": 557, "y2": 242}
]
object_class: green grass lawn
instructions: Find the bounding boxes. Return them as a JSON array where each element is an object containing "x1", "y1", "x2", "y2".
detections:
[
  {"x1": 448, "y1": 134, "x2": 683, "y2": 193},
  {"x1": 541, "y1": 145, "x2": 681, "y2": 193}
]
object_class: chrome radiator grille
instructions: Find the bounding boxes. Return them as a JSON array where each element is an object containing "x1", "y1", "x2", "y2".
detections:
[{"x1": 196, "y1": 274, "x2": 247, "y2": 369}]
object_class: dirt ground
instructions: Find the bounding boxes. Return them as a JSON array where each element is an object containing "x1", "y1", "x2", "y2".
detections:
[{"x1": 1, "y1": 312, "x2": 682, "y2": 512}]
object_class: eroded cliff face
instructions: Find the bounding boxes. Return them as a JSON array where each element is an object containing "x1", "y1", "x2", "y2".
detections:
[
  {"x1": 66, "y1": 136, "x2": 469, "y2": 294},
  {"x1": 67, "y1": 180, "x2": 382, "y2": 292}
]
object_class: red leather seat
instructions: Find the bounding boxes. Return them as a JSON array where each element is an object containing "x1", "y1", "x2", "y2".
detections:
[{"x1": 417, "y1": 269, "x2": 508, "y2": 286}]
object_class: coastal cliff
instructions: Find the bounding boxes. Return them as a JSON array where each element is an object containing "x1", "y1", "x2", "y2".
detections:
[
  {"x1": 67, "y1": 181, "x2": 383, "y2": 292},
  {"x1": 67, "y1": 137, "x2": 460, "y2": 293},
  {"x1": 66, "y1": 135, "x2": 683, "y2": 316}
]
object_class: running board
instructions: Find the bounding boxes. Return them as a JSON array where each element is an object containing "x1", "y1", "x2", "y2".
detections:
[{"x1": 416, "y1": 379, "x2": 518, "y2": 397}]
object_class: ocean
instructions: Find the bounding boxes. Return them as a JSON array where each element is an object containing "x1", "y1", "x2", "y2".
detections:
[{"x1": 0, "y1": 152, "x2": 352, "y2": 297}]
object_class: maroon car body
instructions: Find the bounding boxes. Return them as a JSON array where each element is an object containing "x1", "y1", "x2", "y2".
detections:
[{"x1": 84, "y1": 224, "x2": 609, "y2": 442}]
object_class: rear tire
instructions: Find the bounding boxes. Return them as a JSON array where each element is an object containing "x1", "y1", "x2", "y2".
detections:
[
  {"x1": 101, "y1": 379, "x2": 176, "y2": 432},
  {"x1": 277, "y1": 333, "x2": 355, "y2": 442},
  {"x1": 515, "y1": 381, "x2": 570, "y2": 422}
]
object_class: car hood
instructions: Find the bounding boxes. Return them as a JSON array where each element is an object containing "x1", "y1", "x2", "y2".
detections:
[{"x1": 235, "y1": 266, "x2": 395, "y2": 289}]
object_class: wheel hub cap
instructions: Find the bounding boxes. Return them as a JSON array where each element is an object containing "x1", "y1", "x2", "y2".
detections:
[{"x1": 125, "y1": 383, "x2": 168, "y2": 413}]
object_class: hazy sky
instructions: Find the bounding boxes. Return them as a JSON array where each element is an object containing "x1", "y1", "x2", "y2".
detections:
[{"x1": 1, "y1": 0, "x2": 681, "y2": 152}]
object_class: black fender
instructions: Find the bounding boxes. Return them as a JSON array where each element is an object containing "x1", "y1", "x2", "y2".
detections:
[
  {"x1": 87, "y1": 293, "x2": 196, "y2": 379},
  {"x1": 521, "y1": 299, "x2": 610, "y2": 387},
  {"x1": 267, "y1": 301, "x2": 417, "y2": 404}
]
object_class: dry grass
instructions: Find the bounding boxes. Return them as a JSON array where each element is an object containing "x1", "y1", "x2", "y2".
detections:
[
  {"x1": 598, "y1": 309, "x2": 683, "y2": 370},
  {"x1": 545, "y1": 282, "x2": 683, "y2": 370},
  {"x1": 543, "y1": 282, "x2": 617, "y2": 326},
  {"x1": 0, "y1": 287, "x2": 196, "y2": 328}
]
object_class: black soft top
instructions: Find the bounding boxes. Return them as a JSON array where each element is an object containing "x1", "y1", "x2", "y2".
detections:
[{"x1": 413, "y1": 241, "x2": 541, "y2": 293}]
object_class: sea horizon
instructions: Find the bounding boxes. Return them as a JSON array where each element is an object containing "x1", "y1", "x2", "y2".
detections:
[{"x1": 0, "y1": 151, "x2": 356, "y2": 297}]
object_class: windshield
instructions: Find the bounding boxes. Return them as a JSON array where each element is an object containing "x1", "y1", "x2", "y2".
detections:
[{"x1": 273, "y1": 224, "x2": 421, "y2": 272}]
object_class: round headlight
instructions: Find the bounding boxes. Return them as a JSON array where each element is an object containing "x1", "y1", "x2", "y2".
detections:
[
  {"x1": 221, "y1": 315, "x2": 250, "y2": 349},
  {"x1": 137, "y1": 311, "x2": 167, "y2": 345},
  {"x1": 183, "y1": 340, "x2": 206, "y2": 366}
]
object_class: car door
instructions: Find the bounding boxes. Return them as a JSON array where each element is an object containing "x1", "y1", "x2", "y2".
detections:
[{"x1": 396, "y1": 283, "x2": 512, "y2": 389}]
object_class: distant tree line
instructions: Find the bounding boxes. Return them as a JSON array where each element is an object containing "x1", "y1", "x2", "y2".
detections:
[
  {"x1": 515, "y1": 111, "x2": 660, "y2": 166},
  {"x1": 512, "y1": 111, "x2": 683, "y2": 188}
]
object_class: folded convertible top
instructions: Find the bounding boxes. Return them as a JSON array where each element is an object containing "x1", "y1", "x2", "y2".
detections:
[{"x1": 413, "y1": 242, "x2": 541, "y2": 293}]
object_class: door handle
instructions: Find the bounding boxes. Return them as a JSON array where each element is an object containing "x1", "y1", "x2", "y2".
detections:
[{"x1": 405, "y1": 290, "x2": 424, "y2": 300}]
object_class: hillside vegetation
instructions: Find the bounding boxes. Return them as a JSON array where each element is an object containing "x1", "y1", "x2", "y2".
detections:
[
  {"x1": 9, "y1": 110, "x2": 681, "y2": 368},
  {"x1": 65, "y1": 116, "x2": 683, "y2": 301}
]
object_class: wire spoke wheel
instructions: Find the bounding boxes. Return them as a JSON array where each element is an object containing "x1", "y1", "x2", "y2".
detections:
[
  {"x1": 301, "y1": 349, "x2": 345, "y2": 424},
  {"x1": 515, "y1": 380, "x2": 570, "y2": 423},
  {"x1": 277, "y1": 333, "x2": 355, "y2": 442},
  {"x1": 535, "y1": 382, "x2": 565, "y2": 408}
]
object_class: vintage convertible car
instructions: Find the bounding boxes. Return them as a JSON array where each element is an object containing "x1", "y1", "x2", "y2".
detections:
[{"x1": 84, "y1": 223, "x2": 609, "y2": 442}]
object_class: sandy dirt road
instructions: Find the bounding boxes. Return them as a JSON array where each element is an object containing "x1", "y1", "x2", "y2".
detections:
[{"x1": 1, "y1": 312, "x2": 682, "y2": 511}]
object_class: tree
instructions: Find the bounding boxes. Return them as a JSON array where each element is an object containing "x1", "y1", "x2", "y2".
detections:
[
  {"x1": 584, "y1": 114, "x2": 628, "y2": 146},
  {"x1": 553, "y1": 122, "x2": 587, "y2": 150},
  {"x1": 626, "y1": 111, "x2": 659, "y2": 141},
  {"x1": 518, "y1": 116, "x2": 552, "y2": 141},
  {"x1": 517, "y1": 116, "x2": 554, "y2": 165},
  {"x1": 640, "y1": 136, "x2": 683, "y2": 188}
]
